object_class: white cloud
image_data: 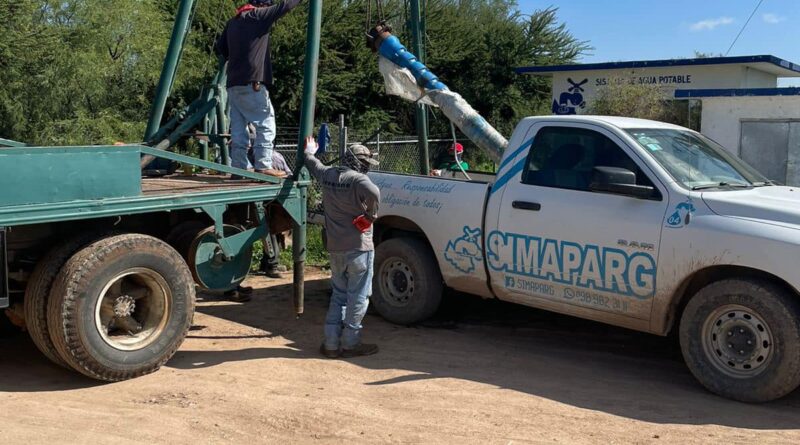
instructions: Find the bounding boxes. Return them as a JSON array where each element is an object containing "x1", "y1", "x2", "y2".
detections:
[
  {"x1": 690, "y1": 17, "x2": 735, "y2": 31},
  {"x1": 762, "y1": 13, "x2": 786, "y2": 24}
]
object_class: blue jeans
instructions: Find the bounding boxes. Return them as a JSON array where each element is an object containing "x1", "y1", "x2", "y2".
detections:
[
  {"x1": 325, "y1": 250, "x2": 374, "y2": 350},
  {"x1": 227, "y1": 85, "x2": 275, "y2": 170}
]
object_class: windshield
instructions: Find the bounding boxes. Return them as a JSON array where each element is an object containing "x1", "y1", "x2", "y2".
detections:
[{"x1": 625, "y1": 128, "x2": 769, "y2": 190}]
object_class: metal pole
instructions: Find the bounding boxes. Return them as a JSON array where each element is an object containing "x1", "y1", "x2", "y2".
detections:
[
  {"x1": 292, "y1": 0, "x2": 323, "y2": 317},
  {"x1": 338, "y1": 114, "x2": 346, "y2": 160},
  {"x1": 144, "y1": 0, "x2": 196, "y2": 141},
  {"x1": 409, "y1": 0, "x2": 430, "y2": 175}
]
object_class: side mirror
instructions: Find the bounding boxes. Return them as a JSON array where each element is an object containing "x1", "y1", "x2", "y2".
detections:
[{"x1": 590, "y1": 166, "x2": 655, "y2": 199}]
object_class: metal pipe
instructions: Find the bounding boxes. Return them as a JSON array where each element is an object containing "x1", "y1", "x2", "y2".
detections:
[
  {"x1": 409, "y1": 0, "x2": 430, "y2": 175},
  {"x1": 292, "y1": 186, "x2": 307, "y2": 317},
  {"x1": 292, "y1": 0, "x2": 323, "y2": 317},
  {"x1": 144, "y1": 0, "x2": 196, "y2": 141},
  {"x1": 294, "y1": 0, "x2": 323, "y2": 180},
  {"x1": 376, "y1": 35, "x2": 508, "y2": 163}
]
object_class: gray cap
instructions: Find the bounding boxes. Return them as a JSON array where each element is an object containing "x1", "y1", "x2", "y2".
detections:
[{"x1": 350, "y1": 144, "x2": 379, "y2": 166}]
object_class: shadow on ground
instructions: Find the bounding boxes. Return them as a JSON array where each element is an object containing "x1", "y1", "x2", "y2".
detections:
[{"x1": 2, "y1": 276, "x2": 799, "y2": 429}]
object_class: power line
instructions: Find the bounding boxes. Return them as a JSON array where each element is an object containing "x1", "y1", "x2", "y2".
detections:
[{"x1": 725, "y1": 0, "x2": 766, "y2": 56}]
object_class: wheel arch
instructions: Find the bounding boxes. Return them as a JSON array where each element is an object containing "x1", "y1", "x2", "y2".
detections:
[
  {"x1": 663, "y1": 265, "x2": 800, "y2": 335},
  {"x1": 374, "y1": 216, "x2": 434, "y2": 251}
]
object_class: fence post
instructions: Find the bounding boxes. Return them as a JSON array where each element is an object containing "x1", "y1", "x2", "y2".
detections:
[
  {"x1": 376, "y1": 132, "x2": 381, "y2": 159},
  {"x1": 338, "y1": 114, "x2": 347, "y2": 160}
]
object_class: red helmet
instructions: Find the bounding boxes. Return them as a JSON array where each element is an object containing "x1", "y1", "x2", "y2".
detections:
[{"x1": 448, "y1": 142, "x2": 464, "y2": 155}]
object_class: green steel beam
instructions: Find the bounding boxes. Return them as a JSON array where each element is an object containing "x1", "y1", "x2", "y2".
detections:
[
  {"x1": 138, "y1": 145, "x2": 282, "y2": 184},
  {"x1": 0, "y1": 182, "x2": 301, "y2": 227},
  {"x1": 409, "y1": 0, "x2": 430, "y2": 175},
  {"x1": 291, "y1": 0, "x2": 322, "y2": 316},
  {"x1": 294, "y1": 0, "x2": 322, "y2": 181},
  {"x1": 0, "y1": 138, "x2": 26, "y2": 148},
  {"x1": 145, "y1": 0, "x2": 196, "y2": 141}
]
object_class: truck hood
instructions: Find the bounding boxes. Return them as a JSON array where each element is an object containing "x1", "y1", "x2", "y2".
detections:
[{"x1": 702, "y1": 186, "x2": 800, "y2": 228}]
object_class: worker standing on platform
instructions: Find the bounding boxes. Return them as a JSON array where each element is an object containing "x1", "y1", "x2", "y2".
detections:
[
  {"x1": 215, "y1": 0, "x2": 302, "y2": 178},
  {"x1": 303, "y1": 136, "x2": 381, "y2": 359}
]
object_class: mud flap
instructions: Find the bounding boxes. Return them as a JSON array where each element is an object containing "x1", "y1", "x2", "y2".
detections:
[{"x1": 0, "y1": 227, "x2": 8, "y2": 309}]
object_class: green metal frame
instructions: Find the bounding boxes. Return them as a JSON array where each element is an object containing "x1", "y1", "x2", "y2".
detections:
[
  {"x1": 0, "y1": 138, "x2": 26, "y2": 148},
  {"x1": 0, "y1": 0, "x2": 322, "y2": 313}
]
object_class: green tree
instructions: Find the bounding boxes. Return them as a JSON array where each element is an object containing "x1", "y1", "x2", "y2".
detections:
[{"x1": 1, "y1": 0, "x2": 588, "y2": 152}]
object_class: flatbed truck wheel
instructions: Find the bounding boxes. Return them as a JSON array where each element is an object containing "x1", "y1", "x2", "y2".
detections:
[
  {"x1": 24, "y1": 233, "x2": 103, "y2": 368},
  {"x1": 47, "y1": 234, "x2": 195, "y2": 381},
  {"x1": 679, "y1": 278, "x2": 800, "y2": 402},
  {"x1": 373, "y1": 237, "x2": 443, "y2": 325}
]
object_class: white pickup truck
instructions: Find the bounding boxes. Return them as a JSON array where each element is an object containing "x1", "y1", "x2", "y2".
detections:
[{"x1": 369, "y1": 115, "x2": 800, "y2": 402}]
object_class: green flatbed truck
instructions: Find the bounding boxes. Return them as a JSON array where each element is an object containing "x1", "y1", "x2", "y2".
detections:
[{"x1": 0, "y1": 0, "x2": 323, "y2": 381}]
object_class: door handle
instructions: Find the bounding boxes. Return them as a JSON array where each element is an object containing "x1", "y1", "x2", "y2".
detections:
[{"x1": 512, "y1": 201, "x2": 541, "y2": 211}]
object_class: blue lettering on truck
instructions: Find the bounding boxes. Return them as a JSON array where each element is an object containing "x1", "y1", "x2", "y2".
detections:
[{"x1": 485, "y1": 231, "x2": 657, "y2": 300}]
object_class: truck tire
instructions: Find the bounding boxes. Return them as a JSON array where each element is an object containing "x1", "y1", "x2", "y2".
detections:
[
  {"x1": 679, "y1": 278, "x2": 800, "y2": 402},
  {"x1": 373, "y1": 237, "x2": 443, "y2": 325},
  {"x1": 24, "y1": 233, "x2": 103, "y2": 368},
  {"x1": 47, "y1": 234, "x2": 195, "y2": 381}
]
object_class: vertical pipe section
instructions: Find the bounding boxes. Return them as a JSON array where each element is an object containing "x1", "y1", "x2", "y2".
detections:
[
  {"x1": 292, "y1": 0, "x2": 323, "y2": 317},
  {"x1": 409, "y1": 0, "x2": 430, "y2": 175},
  {"x1": 144, "y1": 0, "x2": 196, "y2": 141}
]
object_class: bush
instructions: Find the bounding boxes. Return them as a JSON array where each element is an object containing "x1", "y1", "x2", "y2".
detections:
[{"x1": 587, "y1": 82, "x2": 675, "y2": 122}]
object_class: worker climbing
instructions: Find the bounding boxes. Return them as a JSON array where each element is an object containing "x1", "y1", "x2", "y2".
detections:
[{"x1": 215, "y1": 0, "x2": 302, "y2": 178}]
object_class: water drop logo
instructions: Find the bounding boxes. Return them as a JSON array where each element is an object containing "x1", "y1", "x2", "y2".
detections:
[
  {"x1": 666, "y1": 199, "x2": 696, "y2": 228},
  {"x1": 444, "y1": 226, "x2": 483, "y2": 273}
]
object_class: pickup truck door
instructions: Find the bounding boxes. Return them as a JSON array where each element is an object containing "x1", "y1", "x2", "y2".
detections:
[{"x1": 487, "y1": 123, "x2": 669, "y2": 320}]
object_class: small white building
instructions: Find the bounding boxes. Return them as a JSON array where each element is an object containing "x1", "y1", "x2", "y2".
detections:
[{"x1": 517, "y1": 55, "x2": 800, "y2": 185}]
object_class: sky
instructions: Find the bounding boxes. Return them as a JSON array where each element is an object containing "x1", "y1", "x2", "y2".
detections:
[{"x1": 515, "y1": 0, "x2": 800, "y2": 86}]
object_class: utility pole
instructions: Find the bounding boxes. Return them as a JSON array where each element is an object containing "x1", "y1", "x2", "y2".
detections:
[{"x1": 408, "y1": 0, "x2": 430, "y2": 175}]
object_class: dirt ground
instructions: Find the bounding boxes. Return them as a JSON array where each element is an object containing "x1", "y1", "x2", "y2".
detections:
[{"x1": 1, "y1": 271, "x2": 800, "y2": 444}]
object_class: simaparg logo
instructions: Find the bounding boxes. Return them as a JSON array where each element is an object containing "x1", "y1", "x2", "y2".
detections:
[{"x1": 444, "y1": 226, "x2": 484, "y2": 273}]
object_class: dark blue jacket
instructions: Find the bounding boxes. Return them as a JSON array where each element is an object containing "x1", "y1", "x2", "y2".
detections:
[{"x1": 215, "y1": 0, "x2": 302, "y2": 88}]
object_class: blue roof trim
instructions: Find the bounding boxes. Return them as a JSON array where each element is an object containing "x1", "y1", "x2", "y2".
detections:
[
  {"x1": 674, "y1": 87, "x2": 800, "y2": 98},
  {"x1": 515, "y1": 55, "x2": 800, "y2": 75}
]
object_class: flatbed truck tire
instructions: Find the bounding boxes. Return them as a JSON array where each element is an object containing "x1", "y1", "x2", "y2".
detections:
[
  {"x1": 373, "y1": 237, "x2": 443, "y2": 325},
  {"x1": 47, "y1": 233, "x2": 195, "y2": 381},
  {"x1": 24, "y1": 233, "x2": 104, "y2": 368},
  {"x1": 679, "y1": 278, "x2": 800, "y2": 402}
]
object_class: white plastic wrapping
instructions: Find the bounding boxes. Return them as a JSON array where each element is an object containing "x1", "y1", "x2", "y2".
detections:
[
  {"x1": 379, "y1": 55, "x2": 508, "y2": 163},
  {"x1": 378, "y1": 56, "x2": 436, "y2": 106},
  {"x1": 428, "y1": 89, "x2": 507, "y2": 163}
]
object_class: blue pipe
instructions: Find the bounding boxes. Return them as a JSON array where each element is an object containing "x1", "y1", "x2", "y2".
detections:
[{"x1": 378, "y1": 35, "x2": 447, "y2": 91}]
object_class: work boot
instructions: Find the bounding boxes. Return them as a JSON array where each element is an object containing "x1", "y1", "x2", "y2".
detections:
[
  {"x1": 224, "y1": 285, "x2": 253, "y2": 303},
  {"x1": 264, "y1": 267, "x2": 282, "y2": 279},
  {"x1": 256, "y1": 168, "x2": 287, "y2": 178},
  {"x1": 340, "y1": 343, "x2": 379, "y2": 358},
  {"x1": 319, "y1": 344, "x2": 340, "y2": 359}
]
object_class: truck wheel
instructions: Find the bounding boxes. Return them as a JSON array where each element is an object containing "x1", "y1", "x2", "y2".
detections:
[
  {"x1": 47, "y1": 234, "x2": 195, "y2": 381},
  {"x1": 679, "y1": 278, "x2": 800, "y2": 402},
  {"x1": 373, "y1": 237, "x2": 443, "y2": 325},
  {"x1": 24, "y1": 233, "x2": 102, "y2": 368}
]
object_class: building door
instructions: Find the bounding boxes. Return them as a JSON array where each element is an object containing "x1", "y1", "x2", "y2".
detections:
[{"x1": 739, "y1": 120, "x2": 800, "y2": 185}]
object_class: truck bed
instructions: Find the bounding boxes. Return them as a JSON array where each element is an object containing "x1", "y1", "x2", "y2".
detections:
[
  {"x1": 0, "y1": 173, "x2": 301, "y2": 227},
  {"x1": 141, "y1": 174, "x2": 275, "y2": 196}
]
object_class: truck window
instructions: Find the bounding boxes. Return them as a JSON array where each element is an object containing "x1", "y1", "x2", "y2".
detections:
[{"x1": 522, "y1": 126, "x2": 654, "y2": 192}]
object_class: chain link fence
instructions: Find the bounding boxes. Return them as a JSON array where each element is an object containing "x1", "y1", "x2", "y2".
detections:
[{"x1": 270, "y1": 117, "x2": 496, "y2": 221}]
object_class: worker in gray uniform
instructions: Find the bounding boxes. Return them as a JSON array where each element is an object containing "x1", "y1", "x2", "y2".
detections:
[{"x1": 303, "y1": 136, "x2": 380, "y2": 358}]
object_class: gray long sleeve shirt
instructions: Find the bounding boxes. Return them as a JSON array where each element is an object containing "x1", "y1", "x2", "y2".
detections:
[{"x1": 305, "y1": 155, "x2": 380, "y2": 252}]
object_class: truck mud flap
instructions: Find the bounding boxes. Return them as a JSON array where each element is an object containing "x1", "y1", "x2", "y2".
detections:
[{"x1": 0, "y1": 227, "x2": 7, "y2": 309}]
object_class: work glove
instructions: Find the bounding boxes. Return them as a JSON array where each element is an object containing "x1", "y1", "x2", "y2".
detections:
[
  {"x1": 352, "y1": 214, "x2": 372, "y2": 233},
  {"x1": 304, "y1": 136, "x2": 319, "y2": 156}
]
